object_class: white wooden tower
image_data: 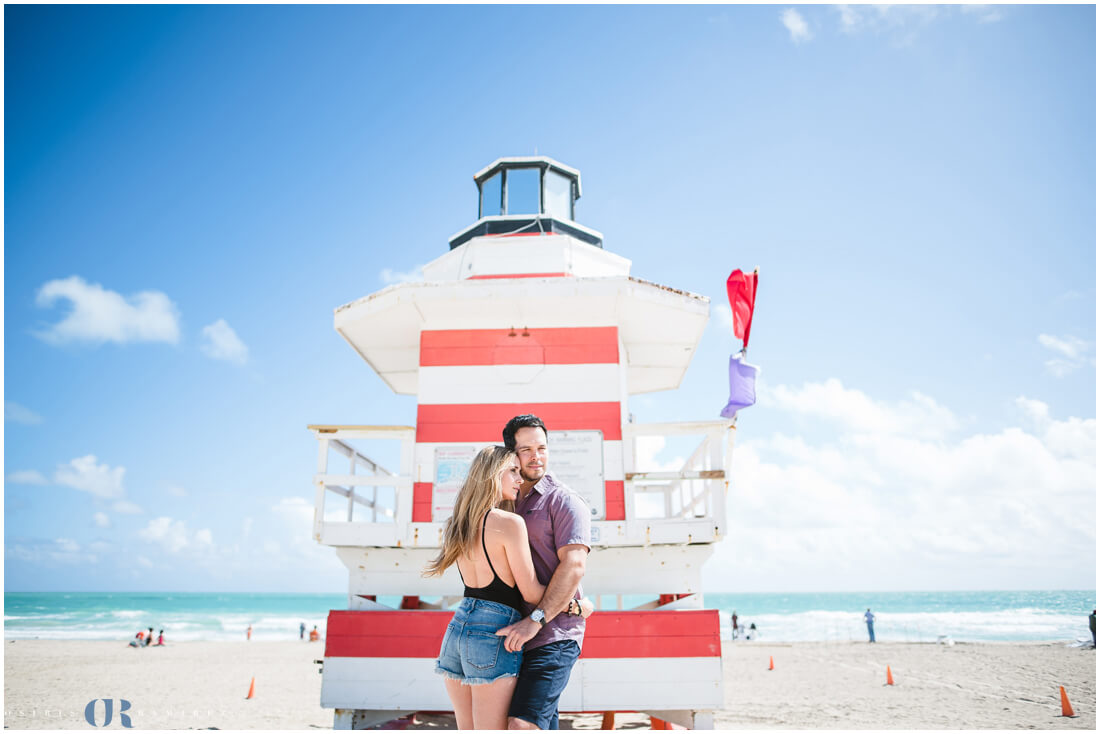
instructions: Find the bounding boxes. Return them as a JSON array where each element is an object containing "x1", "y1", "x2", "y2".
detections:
[{"x1": 310, "y1": 156, "x2": 734, "y2": 729}]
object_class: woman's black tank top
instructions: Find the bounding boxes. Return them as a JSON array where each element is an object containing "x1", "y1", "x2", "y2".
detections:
[{"x1": 459, "y1": 511, "x2": 526, "y2": 614}]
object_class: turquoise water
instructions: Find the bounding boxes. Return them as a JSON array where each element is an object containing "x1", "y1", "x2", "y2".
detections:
[
  {"x1": 4, "y1": 590, "x2": 1094, "y2": 642},
  {"x1": 700, "y1": 590, "x2": 1096, "y2": 643}
]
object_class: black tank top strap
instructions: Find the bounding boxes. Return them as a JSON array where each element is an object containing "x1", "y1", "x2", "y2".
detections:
[{"x1": 481, "y1": 510, "x2": 499, "y2": 578}]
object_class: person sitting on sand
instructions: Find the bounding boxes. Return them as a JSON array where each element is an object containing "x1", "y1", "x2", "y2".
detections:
[
  {"x1": 145, "y1": 627, "x2": 154, "y2": 646},
  {"x1": 129, "y1": 631, "x2": 143, "y2": 647},
  {"x1": 309, "y1": 626, "x2": 320, "y2": 642},
  {"x1": 155, "y1": 630, "x2": 165, "y2": 646}
]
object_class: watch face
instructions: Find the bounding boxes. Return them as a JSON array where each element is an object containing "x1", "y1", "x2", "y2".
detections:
[{"x1": 531, "y1": 609, "x2": 545, "y2": 622}]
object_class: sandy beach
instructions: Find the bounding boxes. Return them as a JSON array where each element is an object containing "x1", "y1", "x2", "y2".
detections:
[{"x1": 4, "y1": 639, "x2": 1094, "y2": 729}]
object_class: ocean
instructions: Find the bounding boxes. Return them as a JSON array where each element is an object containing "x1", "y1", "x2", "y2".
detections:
[{"x1": 3, "y1": 590, "x2": 1094, "y2": 643}]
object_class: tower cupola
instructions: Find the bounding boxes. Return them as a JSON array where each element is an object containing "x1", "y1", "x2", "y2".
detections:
[{"x1": 448, "y1": 156, "x2": 603, "y2": 249}]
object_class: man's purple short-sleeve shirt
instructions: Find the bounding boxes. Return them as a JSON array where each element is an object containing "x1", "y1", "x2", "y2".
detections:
[{"x1": 514, "y1": 472, "x2": 592, "y2": 651}]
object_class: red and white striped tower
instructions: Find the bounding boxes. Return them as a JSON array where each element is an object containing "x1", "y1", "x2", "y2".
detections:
[{"x1": 312, "y1": 157, "x2": 732, "y2": 729}]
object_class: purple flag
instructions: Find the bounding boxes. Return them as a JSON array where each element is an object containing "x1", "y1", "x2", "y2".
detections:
[{"x1": 721, "y1": 354, "x2": 759, "y2": 418}]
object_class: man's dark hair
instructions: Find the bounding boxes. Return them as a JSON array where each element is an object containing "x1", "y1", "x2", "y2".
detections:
[{"x1": 503, "y1": 414, "x2": 548, "y2": 450}]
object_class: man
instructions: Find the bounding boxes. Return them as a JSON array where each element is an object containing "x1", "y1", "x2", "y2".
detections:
[
  {"x1": 864, "y1": 608, "x2": 876, "y2": 643},
  {"x1": 495, "y1": 415, "x2": 591, "y2": 730}
]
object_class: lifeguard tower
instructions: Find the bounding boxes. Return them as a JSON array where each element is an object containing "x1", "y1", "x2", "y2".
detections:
[{"x1": 310, "y1": 157, "x2": 733, "y2": 729}]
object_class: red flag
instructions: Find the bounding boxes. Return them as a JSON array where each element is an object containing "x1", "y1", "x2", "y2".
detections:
[{"x1": 726, "y1": 269, "x2": 758, "y2": 347}]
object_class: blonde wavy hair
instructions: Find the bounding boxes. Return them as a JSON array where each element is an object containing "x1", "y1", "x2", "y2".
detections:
[{"x1": 423, "y1": 445, "x2": 517, "y2": 577}]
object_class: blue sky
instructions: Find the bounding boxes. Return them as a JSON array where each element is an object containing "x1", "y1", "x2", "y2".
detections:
[{"x1": 4, "y1": 4, "x2": 1095, "y2": 593}]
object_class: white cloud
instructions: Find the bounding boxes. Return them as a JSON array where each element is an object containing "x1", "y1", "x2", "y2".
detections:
[
  {"x1": 1014, "y1": 396, "x2": 1050, "y2": 427},
  {"x1": 138, "y1": 517, "x2": 191, "y2": 553},
  {"x1": 112, "y1": 500, "x2": 143, "y2": 515},
  {"x1": 960, "y1": 4, "x2": 1003, "y2": 23},
  {"x1": 836, "y1": 4, "x2": 861, "y2": 32},
  {"x1": 34, "y1": 276, "x2": 180, "y2": 345},
  {"x1": 138, "y1": 516, "x2": 218, "y2": 557},
  {"x1": 1038, "y1": 334, "x2": 1093, "y2": 377},
  {"x1": 271, "y1": 496, "x2": 341, "y2": 565},
  {"x1": 832, "y1": 4, "x2": 940, "y2": 44},
  {"x1": 50, "y1": 538, "x2": 89, "y2": 564},
  {"x1": 7, "y1": 470, "x2": 48, "y2": 486},
  {"x1": 93, "y1": 512, "x2": 110, "y2": 528},
  {"x1": 380, "y1": 265, "x2": 425, "y2": 285},
  {"x1": 1038, "y1": 333, "x2": 1089, "y2": 359},
  {"x1": 6, "y1": 401, "x2": 43, "y2": 425},
  {"x1": 634, "y1": 436, "x2": 686, "y2": 472},
  {"x1": 199, "y1": 319, "x2": 249, "y2": 365},
  {"x1": 54, "y1": 455, "x2": 126, "y2": 499},
  {"x1": 765, "y1": 378, "x2": 958, "y2": 439},
  {"x1": 781, "y1": 8, "x2": 812, "y2": 43},
  {"x1": 705, "y1": 382, "x2": 1095, "y2": 591}
]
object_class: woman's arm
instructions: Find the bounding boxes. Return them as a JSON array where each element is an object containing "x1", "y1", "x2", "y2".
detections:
[{"x1": 499, "y1": 513, "x2": 545, "y2": 605}]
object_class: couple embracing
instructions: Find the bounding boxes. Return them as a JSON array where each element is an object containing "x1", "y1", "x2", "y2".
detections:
[{"x1": 423, "y1": 414, "x2": 593, "y2": 730}]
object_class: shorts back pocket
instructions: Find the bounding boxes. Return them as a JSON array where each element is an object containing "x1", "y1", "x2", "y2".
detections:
[{"x1": 464, "y1": 629, "x2": 503, "y2": 670}]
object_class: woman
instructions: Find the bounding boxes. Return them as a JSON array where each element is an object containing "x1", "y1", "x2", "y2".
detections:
[{"x1": 424, "y1": 446, "x2": 590, "y2": 729}]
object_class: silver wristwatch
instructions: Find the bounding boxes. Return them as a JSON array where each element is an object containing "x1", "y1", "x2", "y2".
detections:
[{"x1": 530, "y1": 608, "x2": 547, "y2": 627}]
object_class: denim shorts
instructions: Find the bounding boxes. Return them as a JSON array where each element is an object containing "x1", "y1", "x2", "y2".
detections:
[
  {"x1": 435, "y1": 598, "x2": 523, "y2": 686},
  {"x1": 508, "y1": 639, "x2": 581, "y2": 729}
]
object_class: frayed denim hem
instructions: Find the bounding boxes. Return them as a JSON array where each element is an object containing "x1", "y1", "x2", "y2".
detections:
[
  {"x1": 460, "y1": 672, "x2": 518, "y2": 687},
  {"x1": 434, "y1": 666, "x2": 465, "y2": 682}
]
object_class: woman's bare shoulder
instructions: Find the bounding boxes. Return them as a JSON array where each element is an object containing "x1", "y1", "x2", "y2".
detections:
[{"x1": 486, "y1": 508, "x2": 526, "y2": 535}]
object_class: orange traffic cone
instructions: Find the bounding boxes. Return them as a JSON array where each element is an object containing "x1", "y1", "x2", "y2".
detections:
[
  {"x1": 651, "y1": 717, "x2": 666, "y2": 730},
  {"x1": 768, "y1": 656, "x2": 775, "y2": 670},
  {"x1": 1059, "y1": 686, "x2": 1076, "y2": 717},
  {"x1": 246, "y1": 677, "x2": 255, "y2": 699},
  {"x1": 886, "y1": 666, "x2": 895, "y2": 686},
  {"x1": 601, "y1": 712, "x2": 616, "y2": 730}
]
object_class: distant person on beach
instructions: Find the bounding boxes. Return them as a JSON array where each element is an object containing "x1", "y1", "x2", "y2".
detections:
[
  {"x1": 300, "y1": 622, "x2": 306, "y2": 640},
  {"x1": 746, "y1": 622, "x2": 757, "y2": 640},
  {"x1": 247, "y1": 624, "x2": 252, "y2": 641},
  {"x1": 494, "y1": 415, "x2": 594, "y2": 730},
  {"x1": 129, "y1": 631, "x2": 143, "y2": 647},
  {"x1": 731, "y1": 611, "x2": 739, "y2": 641},
  {"x1": 145, "y1": 627, "x2": 154, "y2": 646},
  {"x1": 1090, "y1": 610, "x2": 1095, "y2": 646},
  {"x1": 155, "y1": 630, "x2": 165, "y2": 646},
  {"x1": 309, "y1": 626, "x2": 320, "y2": 642},
  {"x1": 865, "y1": 609, "x2": 876, "y2": 643}
]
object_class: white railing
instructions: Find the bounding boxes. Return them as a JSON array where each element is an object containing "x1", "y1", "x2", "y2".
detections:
[
  {"x1": 309, "y1": 420, "x2": 735, "y2": 548},
  {"x1": 309, "y1": 425, "x2": 415, "y2": 547},
  {"x1": 622, "y1": 420, "x2": 734, "y2": 542}
]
